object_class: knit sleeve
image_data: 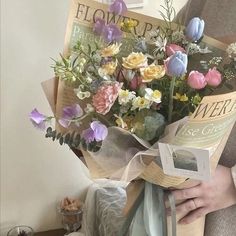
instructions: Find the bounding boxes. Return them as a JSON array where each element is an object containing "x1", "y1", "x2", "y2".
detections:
[{"x1": 231, "y1": 165, "x2": 236, "y2": 189}]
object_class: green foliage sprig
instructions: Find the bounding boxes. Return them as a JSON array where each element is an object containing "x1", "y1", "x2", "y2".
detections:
[{"x1": 45, "y1": 127, "x2": 101, "y2": 152}]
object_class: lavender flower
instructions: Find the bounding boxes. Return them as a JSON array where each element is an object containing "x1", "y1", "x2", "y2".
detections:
[
  {"x1": 29, "y1": 108, "x2": 47, "y2": 130},
  {"x1": 103, "y1": 24, "x2": 122, "y2": 43},
  {"x1": 93, "y1": 18, "x2": 106, "y2": 35},
  {"x1": 59, "y1": 104, "x2": 83, "y2": 128},
  {"x1": 109, "y1": 0, "x2": 127, "y2": 15},
  {"x1": 82, "y1": 121, "x2": 108, "y2": 144}
]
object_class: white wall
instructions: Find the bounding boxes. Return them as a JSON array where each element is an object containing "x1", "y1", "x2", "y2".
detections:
[
  {"x1": 0, "y1": 0, "x2": 188, "y2": 235},
  {"x1": 0, "y1": 0, "x2": 92, "y2": 234}
]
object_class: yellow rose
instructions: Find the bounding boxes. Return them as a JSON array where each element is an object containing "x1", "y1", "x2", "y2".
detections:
[
  {"x1": 140, "y1": 64, "x2": 165, "y2": 82},
  {"x1": 122, "y1": 52, "x2": 147, "y2": 70},
  {"x1": 99, "y1": 60, "x2": 118, "y2": 76},
  {"x1": 101, "y1": 43, "x2": 122, "y2": 57}
]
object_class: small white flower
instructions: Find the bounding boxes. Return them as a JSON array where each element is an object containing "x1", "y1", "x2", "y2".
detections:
[
  {"x1": 84, "y1": 104, "x2": 94, "y2": 113},
  {"x1": 150, "y1": 36, "x2": 167, "y2": 52},
  {"x1": 118, "y1": 89, "x2": 136, "y2": 105},
  {"x1": 144, "y1": 88, "x2": 162, "y2": 103},
  {"x1": 226, "y1": 42, "x2": 236, "y2": 58},
  {"x1": 85, "y1": 76, "x2": 93, "y2": 83},
  {"x1": 172, "y1": 30, "x2": 186, "y2": 43},
  {"x1": 74, "y1": 85, "x2": 91, "y2": 100},
  {"x1": 131, "y1": 96, "x2": 151, "y2": 111}
]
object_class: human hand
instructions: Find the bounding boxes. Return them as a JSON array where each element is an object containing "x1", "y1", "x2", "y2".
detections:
[{"x1": 169, "y1": 165, "x2": 236, "y2": 224}]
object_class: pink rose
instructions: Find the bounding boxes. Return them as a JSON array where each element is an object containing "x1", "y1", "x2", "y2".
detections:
[
  {"x1": 205, "y1": 67, "x2": 222, "y2": 87},
  {"x1": 187, "y1": 71, "x2": 207, "y2": 89},
  {"x1": 92, "y1": 82, "x2": 122, "y2": 115},
  {"x1": 165, "y1": 44, "x2": 185, "y2": 57}
]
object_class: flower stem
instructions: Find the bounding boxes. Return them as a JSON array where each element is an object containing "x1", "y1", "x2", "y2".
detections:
[{"x1": 168, "y1": 76, "x2": 176, "y2": 123}]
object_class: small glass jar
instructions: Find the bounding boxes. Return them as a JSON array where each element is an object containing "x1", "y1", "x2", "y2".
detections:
[
  {"x1": 7, "y1": 226, "x2": 34, "y2": 236},
  {"x1": 58, "y1": 208, "x2": 83, "y2": 234}
]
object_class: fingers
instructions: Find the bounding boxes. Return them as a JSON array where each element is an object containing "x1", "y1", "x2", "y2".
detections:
[
  {"x1": 175, "y1": 198, "x2": 204, "y2": 215},
  {"x1": 179, "y1": 207, "x2": 208, "y2": 224},
  {"x1": 171, "y1": 185, "x2": 201, "y2": 201}
]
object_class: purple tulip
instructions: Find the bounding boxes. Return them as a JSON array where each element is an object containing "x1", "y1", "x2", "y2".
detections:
[
  {"x1": 186, "y1": 17, "x2": 205, "y2": 42},
  {"x1": 103, "y1": 23, "x2": 122, "y2": 43},
  {"x1": 59, "y1": 104, "x2": 83, "y2": 128},
  {"x1": 109, "y1": 0, "x2": 127, "y2": 15},
  {"x1": 165, "y1": 51, "x2": 188, "y2": 77},
  {"x1": 82, "y1": 121, "x2": 108, "y2": 144},
  {"x1": 93, "y1": 18, "x2": 106, "y2": 35},
  {"x1": 29, "y1": 108, "x2": 47, "y2": 130}
]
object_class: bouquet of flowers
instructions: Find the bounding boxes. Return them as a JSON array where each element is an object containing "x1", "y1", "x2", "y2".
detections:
[
  {"x1": 30, "y1": 0, "x2": 234, "y2": 151},
  {"x1": 29, "y1": 0, "x2": 235, "y2": 234}
]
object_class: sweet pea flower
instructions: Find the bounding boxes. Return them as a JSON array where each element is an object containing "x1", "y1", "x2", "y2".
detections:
[
  {"x1": 29, "y1": 108, "x2": 48, "y2": 130},
  {"x1": 165, "y1": 44, "x2": 186, "y2": 57},
  {"x1": 205, "y1": 67, "x2": 222, "y2": 87},
  {"x1": 186, "y1": 17, "x2": 205, "y2": 42},
  {"x1": 93, "y1": 18, "x2": 106, "y2": 35},
  {"x1": 165, "y1": 51, "x2": 188, "y2": 77},
  {"x1": 187, "y1": 71, "x2": 207, "y2": 89},
  {"x1": 82, "y1": 121, "x2": 108, "y2": 144},
  {"x1": 59, "y1": 104, "x2": 83, "y2": 128},
  {"x1": 103, "y1": 23, "x2": 122, "y2": 43},
  {"x1": 109, "y1": 0, "x2": 127, "y2": 15}
]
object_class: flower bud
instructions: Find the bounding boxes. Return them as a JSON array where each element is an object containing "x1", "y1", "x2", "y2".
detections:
[
  {"x1": 165, "y1": 51, "x2": 188, "y2": 77},
  {"x1": 186, "y1": 17, "x2": 205, "y2": 42},
  {"x1": 165, "y1": 44, "x2": 185, "y2": 57},
  {"x1": 205, "y1": 67, "x2": 222, "y2": 87},
  {"x1": 187, "y1": 71, "x2": 207, "y2": 89},
  {"x1": 109, "y1": 0, "x2": 127, "y2": 15}
]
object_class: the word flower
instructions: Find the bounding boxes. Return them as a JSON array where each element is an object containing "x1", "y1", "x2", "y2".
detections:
[
  {"x1": 122, "y1": 52, "x2": 148, "y2": 70},
  {"x1": 140, "y1": 64, "x2": 165, "y2": 82},
  {"x1": 92, "y1": 82, "x2": 122, "y2": 115}
]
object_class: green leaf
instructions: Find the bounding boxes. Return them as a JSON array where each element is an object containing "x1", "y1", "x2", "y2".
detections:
[
  {"x1": 64, "y1": 133, "x2": 71, "y2": 144},
  {"x1": 59, "y1": 137, "x2": 64, "y2": 145},
  {"x1": 46, "y1": 127, "x2": 53, "y2": 134},
  {"x1": 56, "y1": 133, "x2": 62, "y2": 140}
]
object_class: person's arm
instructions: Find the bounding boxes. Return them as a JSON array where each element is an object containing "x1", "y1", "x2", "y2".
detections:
[{"x1": 169, "y1": 165, "x2": 236, "y2": 225}]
